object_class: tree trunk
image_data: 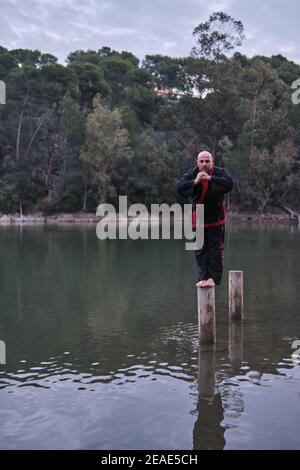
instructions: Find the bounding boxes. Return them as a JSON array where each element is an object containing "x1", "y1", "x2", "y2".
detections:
[
  {"x1": 24, "y1": 109, "x2": 50, "y2": 160},
  {"x1": 250, "y1": 97, "x2": 257, "y2": 159},
  {"x1": 16, "y1": 110, "x2": 24, "y2": 162},
  {"x1": 280, "y1": 205, "x2": 300, "y2": 223},
  {"x1": 82, "y1": 186, "x2": 87, "y2": 212},
  {"x1": 16, "y1": 91, "x2": 29, "y2": 162}
]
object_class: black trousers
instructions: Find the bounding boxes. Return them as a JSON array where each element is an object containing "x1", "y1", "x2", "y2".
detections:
[{"x1": 195, "y1": 225, "x2": 225, "y2": 285}]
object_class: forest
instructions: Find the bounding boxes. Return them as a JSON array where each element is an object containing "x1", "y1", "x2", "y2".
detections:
[{"x1": 1, "y1": 12, "x2": 300, "y2": 215}]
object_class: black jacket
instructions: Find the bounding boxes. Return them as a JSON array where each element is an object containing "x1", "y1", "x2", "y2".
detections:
[{"x1": 177, "y1": 166, "x2": 233, "y2": 225}]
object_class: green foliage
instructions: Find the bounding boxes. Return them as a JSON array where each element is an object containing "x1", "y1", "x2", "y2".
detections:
[
  {"x1": 80, "y1": 95, "x2": 133, "y2": 203},
  {"x1": 192, "y1": 12, "x2": 245, "y2": 61},
  {"x1": 246, "y1": 140, "x2": 299, "y2": 211},
  {"x1": 0, "y1": 11, "x2": 300, "y2": 214}
]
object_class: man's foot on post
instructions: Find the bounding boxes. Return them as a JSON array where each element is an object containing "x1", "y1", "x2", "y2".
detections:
[
  {"x1": 206, "y1": 278, "x2": 215, "y2": 287},
  {"x1": 196, "y1": 280, "x2": 207, "y2": 287}
]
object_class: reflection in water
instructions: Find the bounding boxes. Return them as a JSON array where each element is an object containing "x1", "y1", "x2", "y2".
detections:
[
  {"x1": 1, "y1": 225, "x2": 300, "y2": 449},
  {"x1": 193, "y1": 346, "x2": 225, "y2": 450},
  {"x1": 193, "y1": 394, "x2": 225, "y2": 450},
  {"x1": 229, "y1": 320, "x2": 243, "y2": 373},
  {"x1": 193, "y1": 320, "x2": 245, "y2": 450},
  {"x1": 198, "y1": 345, "x2": 216, "y2": 399}
]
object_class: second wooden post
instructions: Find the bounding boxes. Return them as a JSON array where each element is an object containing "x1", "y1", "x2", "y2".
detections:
[{"x1": 229, "y1": 270, "x2": 243, "y2": 320}]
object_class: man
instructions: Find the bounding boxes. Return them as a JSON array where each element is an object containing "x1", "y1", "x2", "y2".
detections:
[{"x1": 177, "y1": 151, "x2": 233, "y2": 287}]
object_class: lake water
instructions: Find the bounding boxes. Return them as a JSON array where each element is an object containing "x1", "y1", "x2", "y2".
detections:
[{"x1": 0, "y1": 224, "x2": 300, "y2": 450}]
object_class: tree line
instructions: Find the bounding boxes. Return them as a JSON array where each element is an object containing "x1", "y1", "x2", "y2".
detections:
[{"x1": 1, "y1": 12, "x2": 300, "y2": 215}]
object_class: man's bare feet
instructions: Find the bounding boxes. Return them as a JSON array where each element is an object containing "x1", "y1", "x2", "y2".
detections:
[{"x1": 196, "y1": 278, "x2": 215, "y2": 287}]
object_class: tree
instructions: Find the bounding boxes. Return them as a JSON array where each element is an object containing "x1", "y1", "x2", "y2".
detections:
[
  {"x1": 68, "y1": 62, "x2": 109, "y2": 110},
  {"x1": 101, "y1": 55, "x2": 135, "y2": 107},
  {"x1": 238, "y1": 59, "x2": 292, "y2": 155},
  {"x1": 80, "y1": 94, "x2": 133, "y2": 203},
  {"x1": 1, "y1": 40, "x2": 300, "y2": 214},
  {"x1": 247, "y1": 140, "x2": 299, "y2": 211},
  {"x1": 191, "y1": 11, "x2": 245, "y2": 61},
  {"x1": 143, "y1": 55, "x2": 183, "y2": 89},
  {"x1": 9, "y1": 48, "x2": 42, "y2": 66}
]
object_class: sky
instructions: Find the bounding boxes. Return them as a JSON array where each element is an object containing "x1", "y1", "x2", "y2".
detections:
[{"x1": 1, "y1": 0, "x2": 299, "y2": 64}]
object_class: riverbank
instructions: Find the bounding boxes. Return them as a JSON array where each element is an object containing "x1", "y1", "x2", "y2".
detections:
[{"x1": 0, "y1": 207, "x2": 296, "y2": 225}]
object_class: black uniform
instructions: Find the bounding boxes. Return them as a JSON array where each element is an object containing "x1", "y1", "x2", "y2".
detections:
[{"x1": 177, "y1": 166, "x2": 233, "y2": 285}]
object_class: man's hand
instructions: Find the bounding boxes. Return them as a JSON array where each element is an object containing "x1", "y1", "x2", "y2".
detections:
[
  {"x1": 201, "y1": 173, "x2": 211, "y2": 181},
  {"x1": 194, "y1": 171, "x2": 211, "y2": 185}
]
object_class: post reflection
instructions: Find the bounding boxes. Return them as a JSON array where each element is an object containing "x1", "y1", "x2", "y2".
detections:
[
  {"x1": 229, "y1": 319, "x2": 243, "y2": 373},
  {"x1": 193, "y1": 345, "x2": 225, "y2": 450}
]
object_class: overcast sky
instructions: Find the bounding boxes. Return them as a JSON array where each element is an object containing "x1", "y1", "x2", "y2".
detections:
[{"x1": 1, "y1": 0, "x2": 299, "y2": 64}]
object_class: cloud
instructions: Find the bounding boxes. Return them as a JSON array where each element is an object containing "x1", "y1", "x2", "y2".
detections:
[{"x1": 0, "y1": 0, "x2": 300, "y2": 64}]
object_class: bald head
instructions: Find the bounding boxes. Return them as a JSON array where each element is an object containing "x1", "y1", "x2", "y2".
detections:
[
  {"x1": 196, "y1": 151, "x2": 214, "y2": 172},
  {"x1": 197, "y1": 151, "x2": 212, "y2": 160}
]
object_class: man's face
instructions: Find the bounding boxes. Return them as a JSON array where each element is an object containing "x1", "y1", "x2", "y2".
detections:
[{"x1": 197, "y1": 152, "x2": 213, "y2": 172}]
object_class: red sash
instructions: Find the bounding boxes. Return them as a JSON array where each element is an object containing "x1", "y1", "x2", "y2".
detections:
[{"x1": 192, "y1": 165, "x2": 226, "y2": 229}]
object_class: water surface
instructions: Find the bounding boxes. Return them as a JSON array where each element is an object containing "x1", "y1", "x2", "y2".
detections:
[{"x1": 0, "y1": 224, "x2": 299, "y2": 449}]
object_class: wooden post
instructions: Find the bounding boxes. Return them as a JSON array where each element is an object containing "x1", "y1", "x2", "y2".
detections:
[
  {"x1": 0, "y1": 340, "x2": 6, "y2": 365},
  {"x1": 197, "y1": 287, "x2": 216, "y2": 344},
  {"x1": 229, "y1": 271, "x2": 243, "y2": 320}
]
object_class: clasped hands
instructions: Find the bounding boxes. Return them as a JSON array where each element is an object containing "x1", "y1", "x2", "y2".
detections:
[{"x1": 194, "y1": 171, "x2": 211, "y2": 185}]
